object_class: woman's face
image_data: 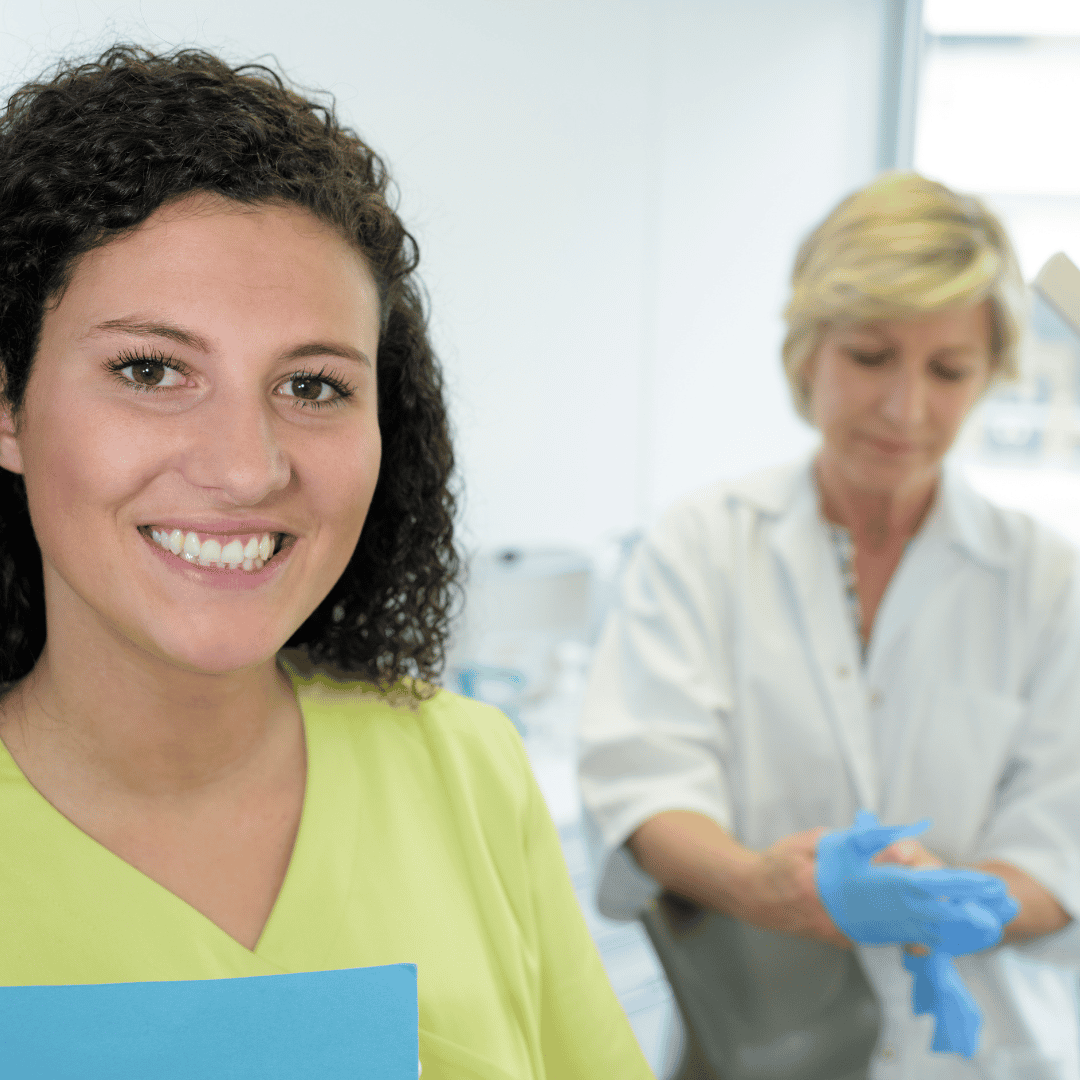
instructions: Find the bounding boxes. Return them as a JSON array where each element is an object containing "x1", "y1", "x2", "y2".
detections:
[
  {"x1": 805, "y1": 302, "x2": 993, "y2": 495},
  {"x1": 0, "y1": 193, "x2": 382, "y2": 677}
]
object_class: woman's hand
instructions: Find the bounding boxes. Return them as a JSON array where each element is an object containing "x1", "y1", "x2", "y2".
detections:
[
  {"x1": 733, "y1": 826, "x2": 855, "y2": 950},
  {"x1": 872, "y1": 839, "x2": 944, "y2": 954},
  {"x1": 873, "y1": 838, "x2": 945, "y2": 870}
]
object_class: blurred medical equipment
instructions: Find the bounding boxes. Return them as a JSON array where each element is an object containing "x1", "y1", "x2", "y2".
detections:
[
  {"x1": 950, "y1": 249, "x2": 1080, "y2": 561},
  {"x1": 446, "y1": 547, "x2": 592, "y2": 734},
  {"x1": 641, "y1": 898, "x2": 880, "y2": 1080},
  {"x1": 949, "y1": 253, "x2": 1080, "y2": 463},
  {"x1": 447, "y1": 534, "x2": 642, "y2": 737},
  {"x1": 1034, "y1": 253, "x2": 1080, "y2": 336}
]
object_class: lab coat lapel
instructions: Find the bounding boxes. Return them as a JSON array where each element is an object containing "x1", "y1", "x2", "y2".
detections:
[
  {"x1": 767, "y1": 471, "x2": 880, "y2": 813},
  {"x1": 862, "y1": 505, "x2": 954, "y2": 676},
  {"x1": 863, "y1": 468, "x2": 1002, "y2": 675}
]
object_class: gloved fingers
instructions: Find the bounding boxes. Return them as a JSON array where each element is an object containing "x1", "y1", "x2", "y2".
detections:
[
  {"x1": 931, "y1": 998, "x2": 983, "y2": 1059},
  {"x1": 931, "y1": 902, "x2": 1004, "y2": 955},
  {"x1": 902, "y1": 890, "x2": 1002, "y2": 927},
  {"x1": 896, "y1": 866, "x2": 1011, "y2": 900},
  {"x1": 903, "y1": 949, "x2": 932, "y2": 975},
  {"x1": 926, "y1": 958, "x2": 983, "y2": 1059},
  {"x1": 914, "y1": 978, "x2": 936, "y2": 1016},
  {"x1": 982, "y1": 892, "x2": 1020, "y2": 926},
  {"x1": 902, "y1": 954, "x2": 938, "y2": 1015},
  {"x1": 849, "y1": 818, "x2": 933, "y2": 858},
  {"x1": 877, "y1": 897, "x2": 1000, "y2": 952}
]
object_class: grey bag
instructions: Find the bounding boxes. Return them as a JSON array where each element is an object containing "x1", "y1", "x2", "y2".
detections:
[{"x1": 641, "y1": 893, "x2": 881, "y2": 1080}]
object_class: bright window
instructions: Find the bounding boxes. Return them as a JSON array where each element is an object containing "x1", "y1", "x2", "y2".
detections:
[{"x1": 916, "y1": 0, "x2": 1080, "y2": 542}]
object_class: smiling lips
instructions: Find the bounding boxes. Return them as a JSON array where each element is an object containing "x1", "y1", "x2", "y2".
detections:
[
  {"x1": 141, "y1": 526, "x2": 286, "y2": 572},
  {"x1": 863, "y1": 433, "x2": 918, "y2": 454}
]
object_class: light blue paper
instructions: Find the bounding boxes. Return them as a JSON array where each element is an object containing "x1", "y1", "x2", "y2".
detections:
[{"x1": 0, "y1": 964, "x2": 418, "y2": 1079}]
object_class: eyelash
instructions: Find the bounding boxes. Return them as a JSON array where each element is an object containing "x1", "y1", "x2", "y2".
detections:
[
  {"x1": 850, "y1": 351, "x2": 889, "y2": 367},
  {"x1": 849, "y1": 351, "x2": 966, "y2": 382},
  {"x1": 103, "y1": 348, "x2": 356, "y2": 410}
]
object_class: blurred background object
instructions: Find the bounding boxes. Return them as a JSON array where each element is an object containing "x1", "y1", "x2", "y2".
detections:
[
  {"x1": 446, "y1": 547, "x2": 593, "y2": 715},
  {"x1": 952, "y1": 253, "x2": 1080, "y2": 544},
  {"x1": 916, "y1": 0, "x2": 1080, "y2": 544}
]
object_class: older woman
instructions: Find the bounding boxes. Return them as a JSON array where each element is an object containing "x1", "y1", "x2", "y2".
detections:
[
  {"x1": 0, "y1": 44, "x2": 653, "y2": 1079},
  {"x1": 579, "y1": 173, "x2": 1080, "y2": 1079}
]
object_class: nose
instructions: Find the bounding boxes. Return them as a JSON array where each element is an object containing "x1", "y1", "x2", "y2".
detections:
[
  {"x1": 179, "y1": 386, "x2": 291, "y2": 504},
  {"x1": 880, "y1": 363, "x2": 928, "y2": 429}
]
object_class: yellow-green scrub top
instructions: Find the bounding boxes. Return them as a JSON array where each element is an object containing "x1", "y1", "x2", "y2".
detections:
[{"x1": 0, "y1": 658, "x2": 655, "y2": 1080}]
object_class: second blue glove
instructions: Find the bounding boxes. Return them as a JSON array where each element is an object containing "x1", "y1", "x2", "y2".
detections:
[{"x1": 815, "y1": 811, "x2": 1018, "y2": 952}]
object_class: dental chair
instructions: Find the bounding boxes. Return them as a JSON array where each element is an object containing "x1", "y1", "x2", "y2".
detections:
[{"x1": 640, "y1": 893, "x2": 881, "y2": 1080}]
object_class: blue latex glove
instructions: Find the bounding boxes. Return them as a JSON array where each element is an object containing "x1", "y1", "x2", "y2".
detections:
[
  {"x1": 818, "y1": 811, "x2": 1021, "y2": 1061},
  {"x1": 816, "y1": 811, "x2": 1016, "y2": 951},
  {"x1": 903, "y1": 949, "x2": 983, "y2": 1059}
]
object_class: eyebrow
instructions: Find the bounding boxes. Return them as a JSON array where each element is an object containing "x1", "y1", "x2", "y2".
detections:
[
  {"x1": 83, "y1": 316, "x2": 372, "y2": 368},
  {"x1": 840, "y1": 335, "x2": 981, "y2": 356}
]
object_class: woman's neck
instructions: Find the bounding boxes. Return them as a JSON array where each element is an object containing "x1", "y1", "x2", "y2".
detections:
[
  {"x1": 0, "y1": 639, "x2": 301, "y2": 803},
  {"x1": 814, "y1": 450, "x2": 939, "y2": 554}
]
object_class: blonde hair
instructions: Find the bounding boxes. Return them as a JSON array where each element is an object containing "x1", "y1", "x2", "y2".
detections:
[{"x1": 782, "y1": 171, "x2": 1027, "y2": 423}]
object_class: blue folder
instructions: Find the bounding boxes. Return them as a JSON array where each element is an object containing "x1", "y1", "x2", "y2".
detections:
[{"x1": 0, "y1": 964, "x2": 418, "y2": 1079}]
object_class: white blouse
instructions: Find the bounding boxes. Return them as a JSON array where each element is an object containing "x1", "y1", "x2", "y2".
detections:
[{"x1": 578, "y1": 455, "x2": 1080, "y2": 1080}]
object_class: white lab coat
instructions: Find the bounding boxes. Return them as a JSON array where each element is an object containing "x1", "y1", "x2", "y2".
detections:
[{"x1": 579, "y1": 456, "x2": 1080, "y2": 1080}]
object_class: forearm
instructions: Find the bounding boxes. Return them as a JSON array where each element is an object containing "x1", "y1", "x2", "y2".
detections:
[
  {"x1": 626, "y1": 809, "x2": 756, "y2": 916},
  {"x1": 976, "y1": 859, "x2": 1072, "y2": 944}
]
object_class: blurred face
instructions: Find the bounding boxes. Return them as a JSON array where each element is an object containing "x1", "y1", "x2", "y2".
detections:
[
  {"x1": 0, "y1": 193, "x2": 382, "y2": 677},
  {"x1": 805, "y1": 303, "x2": 993, "y2": 495}
]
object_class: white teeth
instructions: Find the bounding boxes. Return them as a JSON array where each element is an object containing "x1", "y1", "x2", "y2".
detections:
[
  {"x1": 220, "y1": 539, "x2": 245, "y2": 566},
  {"x1": 146, "y1": 528, "x2": 279, "y2": 573},
  {"x1": 198, "y1": 538, "x2": 222, "y2": 565}
]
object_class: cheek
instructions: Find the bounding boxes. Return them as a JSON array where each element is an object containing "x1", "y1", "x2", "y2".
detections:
[
  {"x1": 307, "y1": 425, "x2": 382, "y2": 536},
  {"x1": 936, "y1": 389, "x2": 981, "y2": 437},
  {"x1": 811, "y1": 358, "x2": 872, "y2": 428},
  {"x1": 22, "y1": 393, "x2": 137, "y2": 538}
]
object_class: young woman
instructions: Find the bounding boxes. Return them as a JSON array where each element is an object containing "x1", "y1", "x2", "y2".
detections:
[{"x1": 0, "y1": 44, "x2": 653, "y2": 1079}]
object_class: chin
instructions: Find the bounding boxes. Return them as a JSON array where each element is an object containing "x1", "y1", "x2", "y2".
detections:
[
  {"x1": 847, "y1": 454, "x2": 931, "y2": 495},
  {"x1": 140, "y1": 628, "x2": 286, "y2": 677}
]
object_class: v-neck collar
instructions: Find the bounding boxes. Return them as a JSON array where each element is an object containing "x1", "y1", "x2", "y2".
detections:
[
  {"x1": 253, "y1": 662, "x2": 364, "y2": 971},
  {"x1": 0, "y1": 657, "x2": 353, "y2": 980}
]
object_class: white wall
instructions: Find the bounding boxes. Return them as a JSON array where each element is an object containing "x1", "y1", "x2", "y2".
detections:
[
  {"x1": 648, "y1": 0, "x2": 883, "y2": 517},
  {"x1": 0, "y1": 0, "x2": 886, "y2": 551}
]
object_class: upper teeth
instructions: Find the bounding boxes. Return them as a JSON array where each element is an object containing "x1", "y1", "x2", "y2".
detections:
[{"x1": 148, "y1": 529, "x2": 277, "y2": 569}]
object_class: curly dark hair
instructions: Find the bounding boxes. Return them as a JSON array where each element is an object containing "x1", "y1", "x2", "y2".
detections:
[{"x1": 0, "y1": 44, "x2": 462, "y2": 698}]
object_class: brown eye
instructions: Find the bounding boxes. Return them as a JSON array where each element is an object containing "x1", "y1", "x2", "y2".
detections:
[
  {"x1": 288, "y1": 376, "x2": 331, "y2": 401},
  {"x1": 128, "y1": 361, "x2": 167, "y2": 386},
  {"x1": 104, "y1": 351, "x2": 189, "y2": 394},
  {"x1": 277, "y1": 367, "x2": 354, "y2": 410}
]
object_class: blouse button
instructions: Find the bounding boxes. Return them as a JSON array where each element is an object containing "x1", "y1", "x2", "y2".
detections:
[
  {"x1": 836, "y1": 665, "x2": 850, "y2": 679},
  {"x1": 869, "y1": 690, "x2": 883, "y2": 707}
]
